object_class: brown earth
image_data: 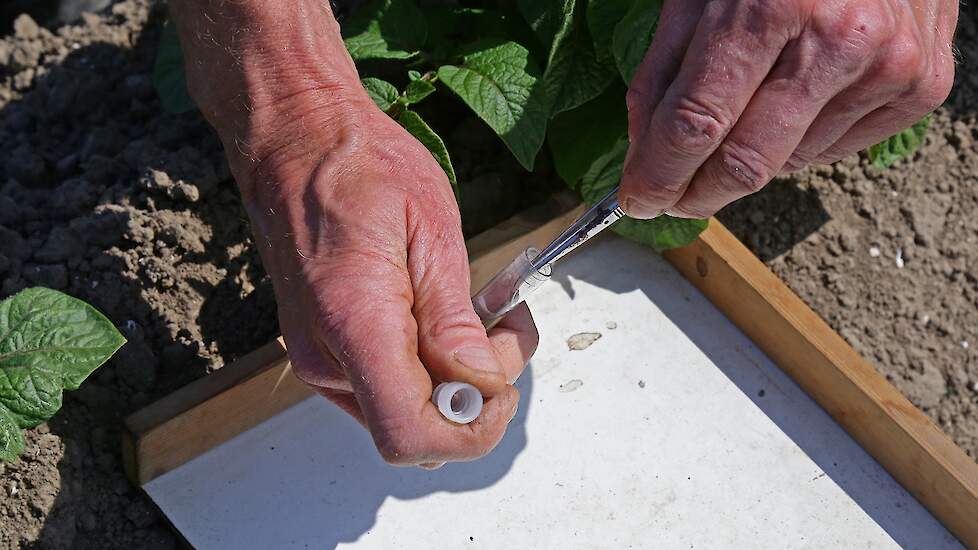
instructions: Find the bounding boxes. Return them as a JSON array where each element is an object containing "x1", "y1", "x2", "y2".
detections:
[{"x1": 0, "y1": 1, "x2": 975, "y2": 548}]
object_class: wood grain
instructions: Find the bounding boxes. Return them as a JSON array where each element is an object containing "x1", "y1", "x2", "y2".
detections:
[
  {"x1": 663, "y1": 220, "x2": 978, "y2": 550},
  {"x1": 123, "y1": 337, "x2": 301, "y2": 484}
]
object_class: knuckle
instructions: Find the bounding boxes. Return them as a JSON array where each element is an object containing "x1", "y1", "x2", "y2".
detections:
[
  {"x1": 874, "y1": 35, "x2": 925, "y2": 88},
  {"x1": 664, "y1": 97, "x2": 733, "y2": 156},
  {"x1": 714, "y1": 141, "x2": 777, "y2": 195},
  {"x1": 831, "y1": 2, "x2": 896, "y2": 50},
  {"x1": 911, "y1": 57, "x2": 955, "y2": 112}
]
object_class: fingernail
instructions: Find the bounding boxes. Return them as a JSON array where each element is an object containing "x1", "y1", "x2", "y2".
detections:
[
  {"x1": 453, "y1": 346, "x2": 498, "y2": 373},
  {"x1": 620, "y1": 197, "x2": 662, "y2": 220},
  {"x1": 509, "y1": 401, "x2": 519, "y2": 423},
  {"x1": 665, "y1": 206, "x2": 708, "y2": 220}
]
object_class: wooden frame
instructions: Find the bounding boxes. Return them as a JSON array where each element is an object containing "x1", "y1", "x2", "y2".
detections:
[{"x1": 123, "y1": 194, "x2": 978, "y2": 548}]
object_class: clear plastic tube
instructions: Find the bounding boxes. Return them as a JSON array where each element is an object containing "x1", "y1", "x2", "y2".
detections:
[
  {"x1": 471, "y1": 247, "x2": 552, "y2": 329},
  {"x1": 433, "y1": 248, "x2": 552, "y2": 424}
]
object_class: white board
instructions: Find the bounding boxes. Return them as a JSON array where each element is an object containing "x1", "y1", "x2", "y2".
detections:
[{"x1": 145, "y1": 235, "x2": 961, "y2": 549}]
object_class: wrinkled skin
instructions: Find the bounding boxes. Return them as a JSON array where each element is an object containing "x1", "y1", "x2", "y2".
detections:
[
  {"x1": 170, "y1": 0, "x2": 537, "y2": 467},
  {"x1": 169, "y1": 0, "x2": 958, "y2": 466},
  {"x1": 246, "y1": 111, "x2": 538, "y2": 467},
  {"x1": 621, "y1": 0, "x2": 958, "y2": 219}
]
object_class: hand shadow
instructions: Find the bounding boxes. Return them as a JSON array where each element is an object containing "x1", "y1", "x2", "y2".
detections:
[{"x1": 145, "y1": 367, "x2": 534, "y2": 549}]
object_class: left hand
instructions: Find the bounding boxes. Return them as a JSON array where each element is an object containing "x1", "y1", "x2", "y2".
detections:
[{"x1": 620, "y1": 0, "x2": 958, "y2": 219}]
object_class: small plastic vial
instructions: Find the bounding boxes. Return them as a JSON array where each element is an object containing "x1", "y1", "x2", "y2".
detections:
[{"x1": 432, "y1": 382, "x2": 483, "y2": 424}]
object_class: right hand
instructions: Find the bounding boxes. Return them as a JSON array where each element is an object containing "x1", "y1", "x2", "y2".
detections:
[{"x1": 172, "y1": 2, "x2": 538, "y2": 466}]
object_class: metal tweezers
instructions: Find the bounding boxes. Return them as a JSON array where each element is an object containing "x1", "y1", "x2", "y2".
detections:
[{"x1": 471, "y1": 187, "x2": 624, "y2": 327}]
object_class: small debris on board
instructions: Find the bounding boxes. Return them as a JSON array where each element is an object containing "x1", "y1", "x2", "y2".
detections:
[
  {"x1": 566, "y1": 332, "x2": 602, "y2": 351},
  {"x1": 605, "y1": 321, "x2": 618, "y2": 330},
  {"x1": 637, "y1": 380, "x2": 646, "y2": 388},
  {"x1": 559, "y1": 379, "x2": 584, "y2": 392}
]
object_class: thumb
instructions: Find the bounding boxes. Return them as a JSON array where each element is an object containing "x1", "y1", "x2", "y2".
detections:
[{"x1": 409, "y1": 225, "x2": 509, "y2": 397}]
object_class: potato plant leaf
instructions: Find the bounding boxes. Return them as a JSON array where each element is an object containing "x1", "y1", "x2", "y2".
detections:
[
  {"x1": 398, "y1": 110, "x2": 458, "y2": 193},
  {"x1": 343, "y1": 0, "x2": 428, "y2": 60},
  {"x1": 867, "y1": 116, "x2": 930, "y2": 170},
  {"x1": 153, "y1": 21, "x2": 196, "y2": 114},
  {"x1": 611, "y1": 0, "x2": 662, "y2": 83},
  {"x1": 404, "y1": 79, "x2": 436, "y2": 105},
  {"x1": 0, "y1": 288, "x2": 125, "y2": 461},
  {"x1": 548, "y1": 83, "x2": 628, "y2": 184},
  {"x1": 0, "y1": 407, "x2": 23, "y2": 461},
  {"x1": 425, "y1": 6, "x2": 537, "y2": 61},
  {"x1": 542, "y1": 0, "x2": 617, "y2": 115},
  {"x1": 578, "y1": 139, "x2": 707, "y2": 251},
  {"x1": 361, "y1": 77, "x2": 400, "y2": 112},
  {"x1": 518, "y1": 0, "x2": 573, "y2": 49},
  {"x1": 437, "y1": 41, "x2": 550, "y2": 170},
  {"x1": 586, "y1": 0, "x2": 633, "y2": 63}
]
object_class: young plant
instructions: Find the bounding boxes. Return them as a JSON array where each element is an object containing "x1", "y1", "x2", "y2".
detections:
[
  {"x1": 0, "y1": 288, "x2": 125, "y2": 461},
  {"x1": 154, "y1": 0, "x2": 929, "y2": 251}
]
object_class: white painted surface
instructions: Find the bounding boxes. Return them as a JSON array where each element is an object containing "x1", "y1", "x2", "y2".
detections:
[{"x1": 145, "y1": 236, "x2": 961, "y2": 550}]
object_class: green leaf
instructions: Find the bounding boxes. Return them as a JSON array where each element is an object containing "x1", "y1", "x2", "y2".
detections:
[
  {"x1": 548, "y1": 83, "x2": 628, "y2": 184},
  {"x1": 0, "y1": 288, "x2": 125, "y2": 461},
  {"x1": 342, "y1": 0, "x2": 427, "y2": 60},
  {"x1": 621, "y1": 215, "x2": 710, "y2": 251},
  {"x1": 867, "y1": 116, "x2": 931, "y2": 170},
  {"x1": 586, "y1": 0, "x2": 633, "y2": 62},
  {"x1": 542, "y1": 0, "x2": 617, "y2": 115},
  {"x1": 0, "y1": 406, "x2": 23, "y2": 462},
  {"x1": 398, "y1": 110, "x2": 458, "y2": 193},
  {"x1": 518, "y1": 0, "x2": 574, "y2": 48},
  {"x1": 578, "y1": 139, "x2": 707, "y2": 251},
  {"x1": 404, "y1": 79, "x2": 436, "y2": 105},
  {"x1": 577, "y1": 138, "x2": 629, "y2": 199},
  {"x1": 425, "y1": 6, "x2": 537, "y2": 61},
  {"x1": 361, "y1": 77, "x2": 400, "y2": 112},
  {"x1": 438, "y1": 42, "x2": 550, "y2": 171},
  {"x1": 153, "y1": 21, "x2": 196, "y2": 114},
  {"x1": 612, "y1": 0, "x2": 662, "y2": 84}
]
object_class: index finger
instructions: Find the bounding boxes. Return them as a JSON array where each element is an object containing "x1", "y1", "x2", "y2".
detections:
[{"x1": 620, "y1": 2, "x2": 801, "y2": 218}]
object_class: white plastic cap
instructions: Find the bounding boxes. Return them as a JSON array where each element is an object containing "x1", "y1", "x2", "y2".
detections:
[{"x1": 432, "y1": 382, "x2": 483, "y2": 424}]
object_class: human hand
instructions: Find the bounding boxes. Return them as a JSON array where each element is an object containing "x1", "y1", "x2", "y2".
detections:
[
  {"x1": 249, "y1": 106, "x2": 537, "y2": 466},
  {"x1": 170, "y1": 0, "x2": 537, "y2": 466},
  {"x1": 621, "y1": 0, "x2": 958, "y2": 219}
]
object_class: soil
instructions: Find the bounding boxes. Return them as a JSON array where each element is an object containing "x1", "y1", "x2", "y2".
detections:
[
  {"x1": 0, "y1": 1, "x2": 975, "y2": 548},
  {"x1": 718, "y1": 7, "x2": 978, "y2": 458}
]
